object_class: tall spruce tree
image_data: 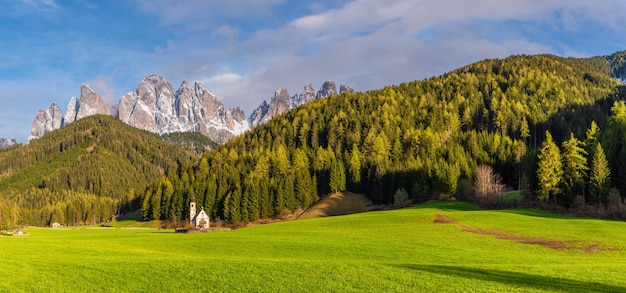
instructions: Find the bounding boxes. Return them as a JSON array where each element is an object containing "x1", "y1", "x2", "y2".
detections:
[
  {"x1": 329, "y1": 159, "x2": 346, "y2": 193},
  {"x1": 561, "y1": 133, "x2": 588, "y2": 205},
  {"x1": 537, "y1": 131, "x2": 563, "y2": 203},
  {"x1": 590, "y1": 143, "x2": 611, "y2": 205}
]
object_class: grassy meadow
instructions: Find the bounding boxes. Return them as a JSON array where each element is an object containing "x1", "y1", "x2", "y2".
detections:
[{"x1": 1, "y1": 201, "x2": 626, "y2": 292}]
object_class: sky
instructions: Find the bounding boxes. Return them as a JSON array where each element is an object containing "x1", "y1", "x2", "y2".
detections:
[{"x1": 2, "y1": 0, "x2": 626, "y2": 142}]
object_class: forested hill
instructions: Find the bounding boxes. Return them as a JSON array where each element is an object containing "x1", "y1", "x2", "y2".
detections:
[
  {"x1": 0, "y1": 115, "x2": 195, "y2": 227},
  {"x1": 141, "y1": 52, "x2": 626, "y2": 224},
  {"x1": 4, "y1": 52, "x2": 626, "y2": 228}
]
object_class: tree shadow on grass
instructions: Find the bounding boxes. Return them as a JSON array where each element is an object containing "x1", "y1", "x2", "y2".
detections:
[
  {"x1": 409, "y1": 201, "x2": 479, "y2": 212},
  {"x1": 500, "y1": 209, "x2": 586, "y2": 220},
  {"x1": 395, "y1": 264, "x2": 625, "y2": 292}
]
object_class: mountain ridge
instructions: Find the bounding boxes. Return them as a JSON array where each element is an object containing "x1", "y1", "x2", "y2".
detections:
[{"x1": 28, "y1": 76, "x2": 353, "y2": 144}]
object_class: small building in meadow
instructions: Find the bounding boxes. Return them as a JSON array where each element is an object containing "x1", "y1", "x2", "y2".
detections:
[
  {"x1": 51, "y1": 222, "x2": 62, "y2": 229},
  {"x1": 189, "y1": 196, "x2": 210, "y2": 230}
]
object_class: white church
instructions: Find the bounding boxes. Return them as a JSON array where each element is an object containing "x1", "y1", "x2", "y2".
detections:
[{"x1": 190, "y1": 196, "x2": 210, "y2": 230}]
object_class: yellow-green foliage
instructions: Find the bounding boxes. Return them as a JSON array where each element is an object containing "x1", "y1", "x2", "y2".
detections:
[{"x1": 0, "y1": 115, "x2": 195, "y2": 226}]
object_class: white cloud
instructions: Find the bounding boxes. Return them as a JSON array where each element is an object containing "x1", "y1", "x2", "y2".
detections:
[
  {"x1": 203, "y1": 73, "x2": 243, "y2": 84},
  {"x1": 211, "y1": 25, "x2": 240, "y2": 41},
  {"x1": 198, "y1": 0, "x2": 601, "y2": 113},
  {"x1": 134, "y1": 0, "x2": 284, "y2": 26}
]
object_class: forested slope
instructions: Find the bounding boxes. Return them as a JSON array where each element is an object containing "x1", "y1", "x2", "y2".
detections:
[
  {"x1": 0, "y1": 115, "x2": 195, "y2": 227},
  {"x1": 142, "y1": 53, "x2": 626, "y2": 224}
]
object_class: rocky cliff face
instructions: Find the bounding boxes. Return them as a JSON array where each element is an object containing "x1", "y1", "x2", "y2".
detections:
[
  {"x1": 249, "y1": 80, "x2": 354, "y2": 128},
  {"x1": 28, "y1": 103, "x2": 63, "y2": 141},
  {"x1": 28, "y1": 85, "x2": 111, "y2": 141},
  {"x1": 118, "y1": 74, "x2": 248, "y2": 144},
  {"x1": 0, "y1": 138, "x2": 17, "y2": 149},
  {"x1": 248, "y1": 88, "x2": 291, "y2": 127},
  {"x1": 608, "y1": 50, "x2": 626, "y2": 82},
  {"x1": 28, "y1": 75, "x2": 353, "y2": 144},
  {"x1": 75, "y1": 84, "x2": 111, "y2": 121}
]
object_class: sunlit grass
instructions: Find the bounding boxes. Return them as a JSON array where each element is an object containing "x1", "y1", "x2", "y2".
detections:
[{"x1": 1, "y1": 201, "x2": 625, "y2": 292}]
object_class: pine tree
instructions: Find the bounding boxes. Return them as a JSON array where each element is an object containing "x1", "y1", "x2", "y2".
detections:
[
  {"x1": 348, "y1": 144, "x2": 362, "y2": 187},
  {"x1": 585, "y1": 121, "x2": 600, "y2": 155},
  {"x1": 329, "y1": 159, "x2": 346, "y2": 193},
  {"x1": 520, "y1": 116, "x2": 530, "y2": 143},
  {"x1": 537, "y1": 131, "x2": 562, "y2": 203},
  {"x1": 590, "y1": 143, "x2": 611, "y2": 205},
  {"x1": 561, "y1": 133, "x2": 588, "y2": 204}
]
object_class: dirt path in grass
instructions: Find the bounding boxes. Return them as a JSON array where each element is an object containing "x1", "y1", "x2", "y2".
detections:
[{"x1": 433, "y1": 214, "x2": 610, "y2": 253}]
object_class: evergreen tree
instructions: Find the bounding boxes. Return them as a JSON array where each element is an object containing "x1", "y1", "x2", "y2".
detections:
[
  {"x1": 590, "y1": 143, "x2": 611, "y2": 205},
  {"x1": 520, "y1": 116, "x2": 530, "y2": 143},
  {"x1": 561, "y1": 133, "x2": 588, "y2": 205},
  {"x1": 329, "y1": 159, "x2": 346, "y2": 193},
  {"x1": 348, "y1": 144, "x2": 362, "y2": 188},
  {"x1": 537, "y1": 131, "x2": 563, "y2": 203},
  {"x1": 585, "y1": 121, "x2": 600, "y2": 154}
]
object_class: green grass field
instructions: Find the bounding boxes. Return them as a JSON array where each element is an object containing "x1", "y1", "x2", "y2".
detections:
[{"x1": 1, "y1": 201, "x2": 626, "y2": 292}]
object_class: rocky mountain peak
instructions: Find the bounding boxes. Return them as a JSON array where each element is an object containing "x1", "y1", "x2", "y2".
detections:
[
  {"x1": 249, "y1": 80, "x2": 354, "y2": 128},
  {"x1": 118, "y1": 75, "x2": 248, "y2": 144},
  {"x1": 28, "y1": 103, "x2": 63, "y2": 141},
  {"x1": 291, "y1": 83, "x2": 317, "y2": 109},
  {"x1": 0, "y1": 138, "x2": 17, "y2": 148},
  {"x1": 316, "y1": 80, "x2": 337, "y2": 99},
  {"x1": 75, "y1": 84, "x2": 111, "y2": 121},
  {"x1": 608, "y1": 50, "x2": 626, "y2": 82},
  {"x1": 28, "y1": 75, "x2": 352, "y2": 144},
  {"x1": 340, "y1": 84, "x2": 355, "y2": 94}
]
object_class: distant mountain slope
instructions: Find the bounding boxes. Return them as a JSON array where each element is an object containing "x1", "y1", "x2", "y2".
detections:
[
  {"x1": 159, "y1": 131, "x2": 218, "y2": 156},
  {"x1": 0, "y1": 115, "x2": 195, "y2": 226}
]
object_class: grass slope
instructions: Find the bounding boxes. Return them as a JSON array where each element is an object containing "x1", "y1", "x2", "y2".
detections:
[
  {"x1": 1, "y1": 202, "x2": 626, "y2": 292},
  {"x1": 297, "y1": 192, "x2": 373, "y2": 219}
]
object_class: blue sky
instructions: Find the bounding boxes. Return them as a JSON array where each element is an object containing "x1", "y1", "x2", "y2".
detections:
[{"x1": 2, "y1": 0, "x2": 626, "y2": 142}]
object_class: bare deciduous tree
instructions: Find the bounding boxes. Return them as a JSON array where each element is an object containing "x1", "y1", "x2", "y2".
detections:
[{"x1": 474, "y1": 165, "x2": 505, "y2": 201}]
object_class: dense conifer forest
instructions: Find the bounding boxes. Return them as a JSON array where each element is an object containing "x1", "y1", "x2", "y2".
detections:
[
  {"x1": 0, "y1": 115, "x2": 195, "y2": 227},
  {"x1": 142, "y1": 53, "x2": 626, "y2": 223},
  {"x1": 3, "y1": 52, "x2": 626, "y2": 227}
]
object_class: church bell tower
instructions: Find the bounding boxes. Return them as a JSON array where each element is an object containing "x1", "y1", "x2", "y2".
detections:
[{"x1": 190, "y1": 195, "x2": 197, "y2": 226}]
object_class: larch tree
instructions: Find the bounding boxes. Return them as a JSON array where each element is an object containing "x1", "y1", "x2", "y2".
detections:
[
  {"x1": 590, "y1": 143, "x2": 611, "y2": 205},
  {"x1": 561, "y1": 133, "x2": 588, "y2": 204},
  {"x1": 537, "y1": 131, "x2": 562, "y2": 203},
  {"x1": 329, "y1": 159, "x2": 346, "y2": 194}
]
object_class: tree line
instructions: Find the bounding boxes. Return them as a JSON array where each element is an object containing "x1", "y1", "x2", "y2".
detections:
[{"x1": 537, "y1": 100, "x2": 626, "y2": 213}]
